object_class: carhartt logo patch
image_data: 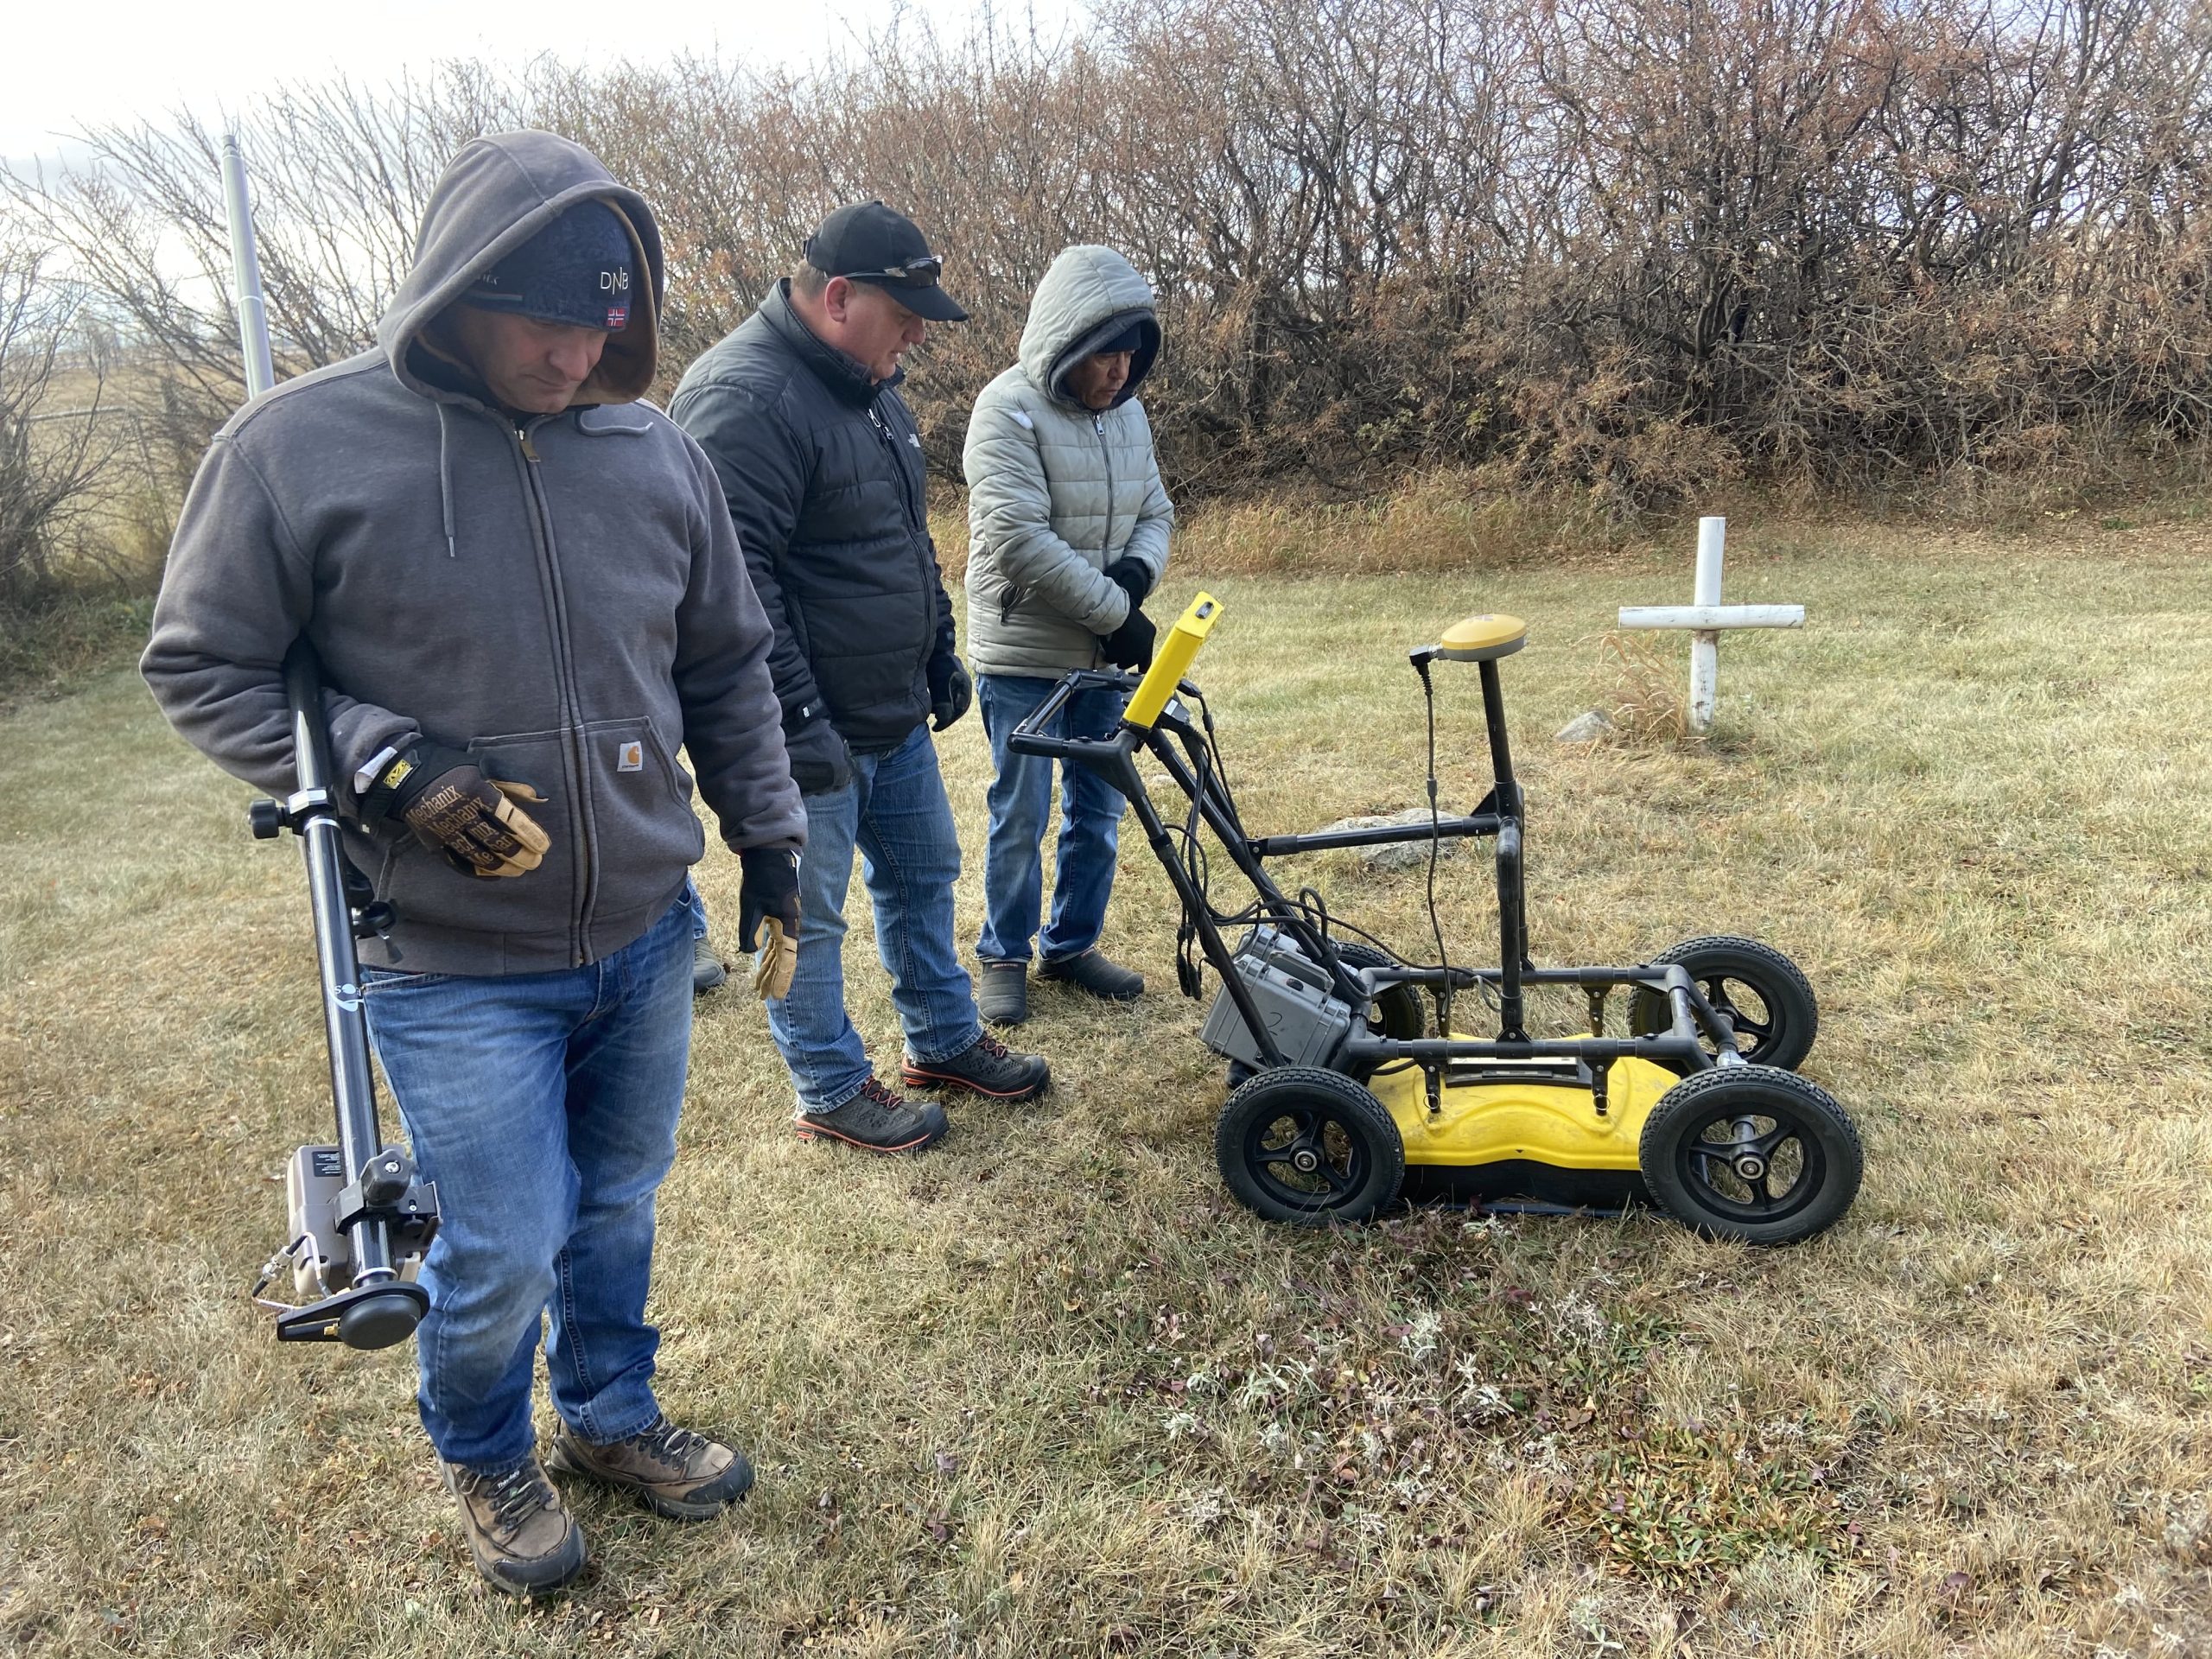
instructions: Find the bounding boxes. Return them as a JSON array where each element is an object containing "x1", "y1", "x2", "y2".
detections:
[{"x1": 617, "y1": 741, "x2": 644, "y2": 772}]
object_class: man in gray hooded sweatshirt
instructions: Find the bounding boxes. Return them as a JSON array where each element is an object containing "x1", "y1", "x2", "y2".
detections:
[{"x1": 142, "y1": 131, "x2": 801, "y2": 1596}]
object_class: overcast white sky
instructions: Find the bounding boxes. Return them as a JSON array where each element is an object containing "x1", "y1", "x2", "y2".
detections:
[{"x1": 8, "y1": 0, "x2": 1076, "y2": 170}]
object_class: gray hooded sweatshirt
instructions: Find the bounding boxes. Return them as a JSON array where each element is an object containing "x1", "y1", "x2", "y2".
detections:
[
  {"x1": 963, "y1": 245, "x2": 1173, "y2": 677},
  {"x1": 142, "y1": 130, "x2": 801, "y2": 975}
]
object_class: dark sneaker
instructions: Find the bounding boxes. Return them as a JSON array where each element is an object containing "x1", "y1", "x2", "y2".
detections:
[
  {"x1": 1039, "y1": 947, "x2": 1145, "y2": 1001},
  {"x1": 794, "y1": 1075, "x2": 950, "y2": 1153},
  {"x1": 902, "y1": 1033, "x2": 1051, "y2": 1101},
  {"x1": 692, "y1": 937, "x2": 727, "y2": 995},
  {"x1": 545, "y1": 1414, "x2": 753, "y2": 1522},
  {"x1": 441, "y1": 1456, "x2": 586, "y2": 1597},
  {"x1": 977, "y1": 962, "x2": 1030, "y2": 1027}
]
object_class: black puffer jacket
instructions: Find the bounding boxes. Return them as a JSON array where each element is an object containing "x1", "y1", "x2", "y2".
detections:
[{"x1": 670, "y1": 282, "x2": 956, "y2": 761}]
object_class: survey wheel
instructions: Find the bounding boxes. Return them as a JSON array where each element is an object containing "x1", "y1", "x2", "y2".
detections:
[
  {"x1": 1333, "y1": 940, "x2": 1431, "y2": 1044},
  {"x1": 1637, "y1": 1065, "x2": 1861, "y2": 1244},
  {"x1": 1216, "y1": 1067, "x2": 1404, "y2": 1226},
  {"x1": 1628, "y1": 935, "x2": 1818, "y2": 1072}
]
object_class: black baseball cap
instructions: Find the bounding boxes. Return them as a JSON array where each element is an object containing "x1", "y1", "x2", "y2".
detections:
[{"x1": 804, "y1": 200, "x2": 969, "y2": 322}]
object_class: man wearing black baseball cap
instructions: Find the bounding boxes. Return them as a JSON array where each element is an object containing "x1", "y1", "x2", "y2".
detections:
[
  {"x1": 671, "y1": 203, "x2": 1050, "y2": 1157},
  {"x1": 806, "y1": 199, "x2": 970, "y2": 323}
]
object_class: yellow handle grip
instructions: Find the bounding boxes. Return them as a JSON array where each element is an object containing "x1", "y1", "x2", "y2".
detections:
[{"x1": 1122, "y1": 592, "x2": 1223, "y2": 730}]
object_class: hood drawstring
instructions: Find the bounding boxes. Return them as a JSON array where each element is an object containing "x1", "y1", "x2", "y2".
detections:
[{"x1": 435, "y1": 403, "x2": 458, "y2": 559}]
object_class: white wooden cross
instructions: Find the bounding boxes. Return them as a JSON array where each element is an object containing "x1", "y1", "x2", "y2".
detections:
[{"x1": 1618, "y1": 517, "x2": 1803, "y2": 733}]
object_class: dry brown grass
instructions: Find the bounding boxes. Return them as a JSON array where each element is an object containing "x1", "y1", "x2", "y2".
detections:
[
  {"x1": 1584, "y1": 629, "x2": 1693, "y2": 747},
  {"x1": 3, "y1": 504, "x2": 2210, "y2": 1656}
]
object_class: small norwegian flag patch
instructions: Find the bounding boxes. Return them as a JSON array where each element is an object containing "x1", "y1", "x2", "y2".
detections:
[{"x1": 605, "y1": 305, "x2": 629, "y2": 329}]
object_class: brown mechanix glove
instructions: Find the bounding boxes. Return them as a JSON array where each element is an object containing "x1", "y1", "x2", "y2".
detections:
[
  {"x1": 364, "y1": 741, "x2": 550, "y2": 878},
  {"x1": 737, "y1": 846, "x2": 801, "y2": 1001}
]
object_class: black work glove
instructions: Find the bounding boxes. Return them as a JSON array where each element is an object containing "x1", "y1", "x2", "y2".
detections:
[
  {"x1": 362, "y1": 741, "x2": 549, "y2": 878},
  {"x1": 737, "y1": 846, "x2": 801, "y2": 1001},
  {"x1": 1100, "y1": 606, "x2": 1157, "y2": 672},
  {"x1": 928, "y1": 652, "x2": 973, "y2": 732},
  {"x1": 1101, "y1": 556, "x2": 1152, "y2": 611},
  {"x1": 782, "y1": 706, "x2": 853, "y2": 796}
]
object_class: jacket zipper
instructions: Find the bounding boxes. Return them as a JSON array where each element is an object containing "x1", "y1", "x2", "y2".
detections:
[
  {"x1": 515, "y1": 418, "x2": 596, "y2": 964},
  {"x1": 1096, "y1": 411, "x2": 1117, "y2": 654},
  {"x1": 868, "y1": 401, "x2": 938, "y2": 669},
  {"x1": 1092, "y1": 413, "x2": 1115, "y2": 570},
  {"x1": 868, "y1": 403, "x2": 924, "y2": 533}
]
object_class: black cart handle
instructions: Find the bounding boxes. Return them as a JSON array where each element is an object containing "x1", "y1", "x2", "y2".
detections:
[{"x1": 1006, "y1": 669, "x2": 1145, "y2": 761}]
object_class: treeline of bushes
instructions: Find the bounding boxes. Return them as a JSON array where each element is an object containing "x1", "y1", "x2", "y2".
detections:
[{"x1": 3, "y1": 0, "x2": 2209, "y2": 633}]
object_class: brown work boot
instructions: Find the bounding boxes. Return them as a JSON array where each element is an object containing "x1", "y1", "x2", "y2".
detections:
[
  {"x1": 441, "y1": 1456, "x2": 586, "y2": 1596},
  {"x1": 545, "y1": 1413, "x2": 755, "y2": 1521}
]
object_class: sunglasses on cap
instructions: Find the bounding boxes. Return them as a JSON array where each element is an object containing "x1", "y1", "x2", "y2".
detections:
[{"x1": 862, "y1": 254, "x2": 944, "y2": 285}]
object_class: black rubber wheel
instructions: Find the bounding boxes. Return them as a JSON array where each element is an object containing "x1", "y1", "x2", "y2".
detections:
[
  {"x1": 1215, "y1": 1067, "x2": 1404, "y2": 1226},
  {"x1": 1628, "y1": 935, "x2": 1818, "y2": 1073},
  {"x1": 1334, "y1": 940, "x2": 1430, "y2": 1043},
  {"x1": 1637, "y1": 1065, "x2": 1862, "y2": 1244}
]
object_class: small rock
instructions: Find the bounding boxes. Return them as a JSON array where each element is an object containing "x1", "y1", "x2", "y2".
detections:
[
  {"x1": 1316, "y1": 808, "x2": 1465, "y2": 872},
  {"x1": 1554, "y1": 709, "x2": 1615, "y2": 743}
]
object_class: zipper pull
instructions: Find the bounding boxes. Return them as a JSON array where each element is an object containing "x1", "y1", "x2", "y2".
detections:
[
  {"x1": 516, "y1": 423, "x2": 540, "y2": 461},
  {"x1": 1093, "y1": 413, "x2": 1105, "y2": 436}
]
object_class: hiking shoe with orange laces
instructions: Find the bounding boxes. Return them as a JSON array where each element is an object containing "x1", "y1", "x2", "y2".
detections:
[
  {"x1": 793, "y1": 1074, "x2": 950, "y2": 1153},
  {"x1": 901, "y1": 1033, "x2": 1050, "y2": 1101}
]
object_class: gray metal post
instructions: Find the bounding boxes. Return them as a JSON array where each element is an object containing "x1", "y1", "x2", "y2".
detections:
[{"x1": 219, "y1": 133, "x2": 276, "y2": 398}]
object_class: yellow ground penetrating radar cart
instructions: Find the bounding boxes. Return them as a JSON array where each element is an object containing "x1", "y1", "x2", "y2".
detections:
[{"x1": 1009, "y1": 594, "x2": 1863, "y2": 1244}]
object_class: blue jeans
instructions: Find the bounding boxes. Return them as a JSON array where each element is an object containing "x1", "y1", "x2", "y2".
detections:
[
  {"x1": 976, "y1": 674, "x2": 1128, "y2": 966},
  {"x1": 360, "y1": 895, "x2": 692, "y2": 1473},
  {"x1": 685, "y1": 876, "x2": 708, "y2": 942},
  {"x1": 766, "y1": 723, "x2": 981, "y2": 1113}
]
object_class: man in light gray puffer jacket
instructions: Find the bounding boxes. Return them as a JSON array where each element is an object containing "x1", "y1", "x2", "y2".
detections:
[{"x1": 963, "y1": 245, "x2": 1174, "y2": 1025}]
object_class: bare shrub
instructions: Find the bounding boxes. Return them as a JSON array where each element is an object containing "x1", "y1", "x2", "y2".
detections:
[
  {"x1": 0, "y1": 241, "x2": 126, "y2": 615},
  {"x1": 3, "y1": 0, "x2": 2207, "y2": 529}
]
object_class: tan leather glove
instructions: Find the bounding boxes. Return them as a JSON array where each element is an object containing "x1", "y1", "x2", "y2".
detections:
[
  {"x1": 365, "y1": 742, "x2": 550, "y2": 878},
  {"x1": 738, "y1": 847, "x2": 801, "y2": 1001}
]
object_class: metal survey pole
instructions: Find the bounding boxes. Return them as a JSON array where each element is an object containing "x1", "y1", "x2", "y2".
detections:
[
  {"x1": 224, "y1": 134, "x2": 431, "y2": 1349},
  {"x1": 219, "y1": 134, "x2": 276, "y2": 398}
]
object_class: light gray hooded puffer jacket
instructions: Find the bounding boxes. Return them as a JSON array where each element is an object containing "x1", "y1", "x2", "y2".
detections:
[{"x1": 963, "y1": 245, "x2": 1173, "y2": 677}]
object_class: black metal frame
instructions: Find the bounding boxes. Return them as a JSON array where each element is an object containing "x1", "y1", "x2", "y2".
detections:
[
  {"x1": 246, "y1": 644, "x2": 437, "y2": 1347},
  {"x1": 1008, "y1": 666, "x2": 1749, "y2": 1110}
]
